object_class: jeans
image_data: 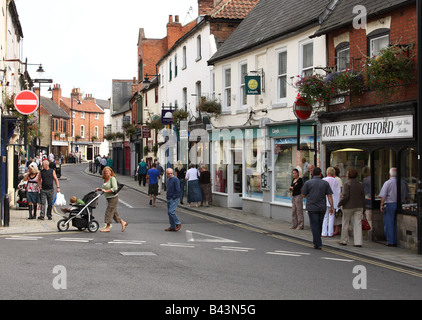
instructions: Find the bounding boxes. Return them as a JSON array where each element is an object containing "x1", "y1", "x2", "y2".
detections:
[
  {"x1": 383, "y1": 203, "x2": 397, "y2": 245},
  {"x1": 167, "y1": 198, "x2": 181, "y2": 229},
  {"x1": 307, "y1": 210, "x2": 325, "y2": 248},
  {"x1": 40, "y1": 189, "x2": 55, "y2": 219},
  {"x1": 179, "y1": 179, "x2": 185, "y2": 202}
]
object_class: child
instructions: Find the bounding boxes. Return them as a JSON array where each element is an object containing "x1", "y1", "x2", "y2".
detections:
[{"x1": 60, "y1": 196, "x2": 85, "y2": 213}]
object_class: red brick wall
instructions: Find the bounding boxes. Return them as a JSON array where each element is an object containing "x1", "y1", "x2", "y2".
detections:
[{"x1": 326, "y1": 3, "x2": 417, "y2": 112}]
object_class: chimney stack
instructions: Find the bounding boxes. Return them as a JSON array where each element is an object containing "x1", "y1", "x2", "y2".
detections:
[
  {"x1": 71, "y1": 88, "x2": 83, "y2": 102},
  {"x1": 52, "y1": 83, "x2": 62, "y2": 105},
  {"x1": 198, "y1": 0, "x2": 214, "y2": 15}
]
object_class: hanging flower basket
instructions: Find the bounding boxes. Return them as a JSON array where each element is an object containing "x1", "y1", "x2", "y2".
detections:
[{"x1": 364, "y1": 44, "x2": 416, "y2": 101}]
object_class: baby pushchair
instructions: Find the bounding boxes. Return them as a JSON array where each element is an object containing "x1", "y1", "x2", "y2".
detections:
[
  {"x1": 16, "y1": 180, "x2": 29, "y2": 210},
  {"x1": 57, "y1": 190, "x2": 101, "y2": 232}
]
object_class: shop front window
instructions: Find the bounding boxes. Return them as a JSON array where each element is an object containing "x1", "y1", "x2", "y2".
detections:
[
  {"x1": 274, "y1": 140, "x2": 314, "y2": 204},
  {"x1": 373, "y1": 148, "x2": 396, "y2": 203},
  {"x1": 213, "y1": 140, "x2": 228, "y2": 193},
  {"x1": 244, "y1": 131, "x2": 264, "y2": 200},
  {"x1": 401, "y1": 147, "x2": 417, "y2": 213},
  {"x1": 330, "y1": 148, "x2": 371, "y2": 206}
]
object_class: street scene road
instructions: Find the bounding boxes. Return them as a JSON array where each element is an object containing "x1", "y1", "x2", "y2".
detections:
[{"x1": 1, "y1": 164, "x2": 421, "y2": 304}]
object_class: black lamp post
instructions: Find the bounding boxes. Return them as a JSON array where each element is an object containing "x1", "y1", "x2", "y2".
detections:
[{"x1": 416, "y1": 0, "x2": 422, "y2": 254}]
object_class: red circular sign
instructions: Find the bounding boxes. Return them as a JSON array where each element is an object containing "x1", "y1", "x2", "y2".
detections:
[
  {"x1": 293, "y1": 95, "x2": 312, "y2": 120},
  {"x1": 14, "y1": 90, "x2": 39, "y2": 115}
]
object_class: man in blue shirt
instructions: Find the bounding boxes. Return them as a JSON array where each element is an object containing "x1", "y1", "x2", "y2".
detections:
[
  {"x1": 147, "y1": 163, "x2": 161, "y2": 207},
  {"x1": 379, "y1": 167, "x2": 398, "y2": 247},
  {"x1": 165, "y1": 168, "x2": 181, "y2": 231}
]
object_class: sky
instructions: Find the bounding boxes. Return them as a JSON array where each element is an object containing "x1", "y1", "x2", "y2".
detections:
[{"x1": 14, "y1": 0, "x2": 199, "y2": 100}]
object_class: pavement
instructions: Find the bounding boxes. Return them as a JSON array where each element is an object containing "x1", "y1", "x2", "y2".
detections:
[{"x1": 1, "y1": 164, "x2": 422, "y2": 274}]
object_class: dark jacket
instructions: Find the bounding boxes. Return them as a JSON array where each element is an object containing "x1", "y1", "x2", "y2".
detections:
[
  {"x1": 166, "y1": 176, "x2": 180, "y2": 199},
  {"x1": 338, "y1": 178, "x2": 365, "y2": 209}
]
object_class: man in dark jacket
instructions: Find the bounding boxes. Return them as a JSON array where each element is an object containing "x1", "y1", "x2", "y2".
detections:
[
  {"x1": 301, "y1": 167, "x2": 334, "y2": 249},
  {"x1": 165, "y1": 168, "x2": 181, "y2": 232}
]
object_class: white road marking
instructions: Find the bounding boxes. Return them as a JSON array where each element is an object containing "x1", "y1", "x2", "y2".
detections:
[
  {"x1": 118, "y1": 199, "x2": 133, "y2": 208},
  {"x1": 55, "y1": 238, "x2": 93, "y2": 243},
  {"x1": 108, "y1": 240, "x2": 146, "y2": 245},
  {"x1": 5, "y1": 236, "x2": 43, "y2": 241},
  {"x1": 214, "y1": 246, "x2": 255, "y2": 252},
  {"x1": 160, "y1": 242, "x2": 196, "y2": 248},
  {"x1": 186, "y1": 230, "x2": 239, "y2": 243},
  {"x1": 321, "y1": 257, "x2": 354, "y2": 262},
  {"x1": 266, "y1": 250, "x2": 311, "y2": 257}
]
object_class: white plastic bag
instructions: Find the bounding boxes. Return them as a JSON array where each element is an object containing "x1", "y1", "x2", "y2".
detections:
[{"x1": 55, "y1": 192, "x2": 66, "y2": 206}]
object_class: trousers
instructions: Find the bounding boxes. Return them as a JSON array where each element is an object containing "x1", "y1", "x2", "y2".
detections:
[
  {"x1": 321, "y1": 206, "x2": 335, "y2": 236},
  {"x1": 40, "y1": 189, "x2": 55, "y2": 219},
  {"x1": 383, "y1": 203, "x2": 397, "y2": 245},
  {"x1": 307, "y1": 211, "x2": 325, "y2": 248},
  {"x1": 167, "y1": 198, "x2": 181, "y2": 229},
  {"x1": 340, "y1": 208, "x2": 363, "y2": 246}
]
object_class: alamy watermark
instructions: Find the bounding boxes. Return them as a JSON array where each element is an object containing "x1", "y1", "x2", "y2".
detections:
[
  {"x1": 352, "y1": 5, "x2": 367, "y2": 30},
  {"x1": 52, "y1": 265, "x2": 67, "y2": 290}
]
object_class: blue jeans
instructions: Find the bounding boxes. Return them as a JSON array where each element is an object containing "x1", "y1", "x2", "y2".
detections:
[
  {"x1": 307, "y1": 211, "x2": 325, "y2": 248},
  {"x1": 383, "y1": 203, "x2": 397, "y2": 245},
  {"x1": 167, "y1": 198, "x2": 181, "y2": 229},
  {"x1": 179, "y1": 179, "x2": 185, "y2": 203}
]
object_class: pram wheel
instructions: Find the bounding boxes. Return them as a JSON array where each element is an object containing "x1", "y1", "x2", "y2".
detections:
[
  {"x1": 87, "y1": 220, "x2": 99, "y2": 233},
  {"x1": 57, "y1": 219, "x2": 69, "y2": 232}
]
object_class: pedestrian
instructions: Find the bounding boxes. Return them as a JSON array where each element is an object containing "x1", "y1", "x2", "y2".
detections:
[
  {"x1": 333, "y1": 166, "x2": 343, "y2": 236},
  {"x1": 185, "y1": 163, "x2": 202, "y2": 207},
  {"x1": 100, "y1": 155, "x2": 107, "y2": 175},
  {"x1": 156, "y1": 161, "x2": 165, "y2": 194},
  {"x1": 174, "y1": 160, "x2": 186, "y2": 204},
  {"x1": 24, "y1": 163, "x2": 41, "y2": 219},
  {"x1": 106, "y1": 155, "x2": 113, "y2": 169},
  {"x1": 289, "y1": 168, "x2": 304, "y2": 230},
  {"x1": 94, "y1": 155, "x2": 100, "y2": 173},
  {"x1": 147, "y1": 162, "x2": 161, "y2": 207},
  {"x1": 303, "y1": 163, "x2": 314, "y2": 183},
  {"x1": 18, "y1": 160, "x2": 26, "y2": 181},
  {"x1": 38, "y1": 159, "x2": 60, "y2": 220},
  {"x1": 301, "y1": 167, "x2": 334, "y2": 249},
  {"x1": 337, "y1": 168, "x2": 365, "y2": 247},
  {"x1": 165, "y1": 168, "x2": 182, "y2": 231},
  {"x1": 379, "y1": 167, "x2": 398, "y2": 247},
  {"x1": 96, "y1": 166, "x2": 128, "y2": 232},
  {"x1": 137, "y1": 159, "x2": 147, "y2": 186},
  {"x1": 199, "y1": 165, "x2": 212, "y2": 207},
  {"x1": 322, "y1": 167, "x2": 341, "y2": 237}
]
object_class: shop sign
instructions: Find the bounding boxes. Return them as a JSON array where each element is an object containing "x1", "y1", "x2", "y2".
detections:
[
  {"x1": 142, "y1": 126, "x2": 151, "y2": 138},
  {"x1": 321, "y1": 115, "x2": 413, "y2": 142},
  {"x1": 245, "y1": 76, "x2": 261, "y2": 95},
  {"x1": 161, "y1": 109, "x2": 174, "y2": 125}
]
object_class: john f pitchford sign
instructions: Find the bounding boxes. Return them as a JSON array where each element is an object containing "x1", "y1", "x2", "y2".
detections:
[{"x1": 321, "y1": 115, "x2": 414, "y2": 142}]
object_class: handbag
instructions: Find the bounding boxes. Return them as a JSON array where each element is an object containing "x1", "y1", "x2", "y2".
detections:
[{"x1": 362, "y1": 212, "x2": 371, "y2": 231}]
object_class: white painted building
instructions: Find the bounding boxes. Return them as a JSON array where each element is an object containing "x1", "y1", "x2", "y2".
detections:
[{"x1": 208, "y1": 0, "x2": 331, "y2": 218}]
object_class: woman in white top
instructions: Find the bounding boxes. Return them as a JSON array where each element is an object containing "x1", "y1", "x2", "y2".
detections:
[
  {"x1": 185, "y1": 163, "x2": 202, "y2": 207},
  {"x1": 322, "y1": 167, "x2": 341, "y2": 237}
]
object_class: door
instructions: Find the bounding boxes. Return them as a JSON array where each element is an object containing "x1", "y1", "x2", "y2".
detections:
[{"x1": 228, "y1": 149, "x2": 243, "y2": 208}]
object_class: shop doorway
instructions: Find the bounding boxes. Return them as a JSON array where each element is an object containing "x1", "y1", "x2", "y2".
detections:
[{"x1": 228, "y1": 149, "x2": 243, "y2": 208}]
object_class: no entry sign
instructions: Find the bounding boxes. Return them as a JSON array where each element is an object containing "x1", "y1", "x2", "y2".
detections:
[
  {"x1": 14, "y1": 90, "x2": 39, "y2": 115},
  {"x1": 293, "y1": 95, "x2": 312, "y2": 121}
]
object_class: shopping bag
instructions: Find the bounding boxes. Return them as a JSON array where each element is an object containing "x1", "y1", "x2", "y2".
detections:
[
  {"x1": 55, "y1": 192, "x2": 67, "y2": 206},
  {"x1": 362, "y1": 212, "x2": 371, "y2": 231}
]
